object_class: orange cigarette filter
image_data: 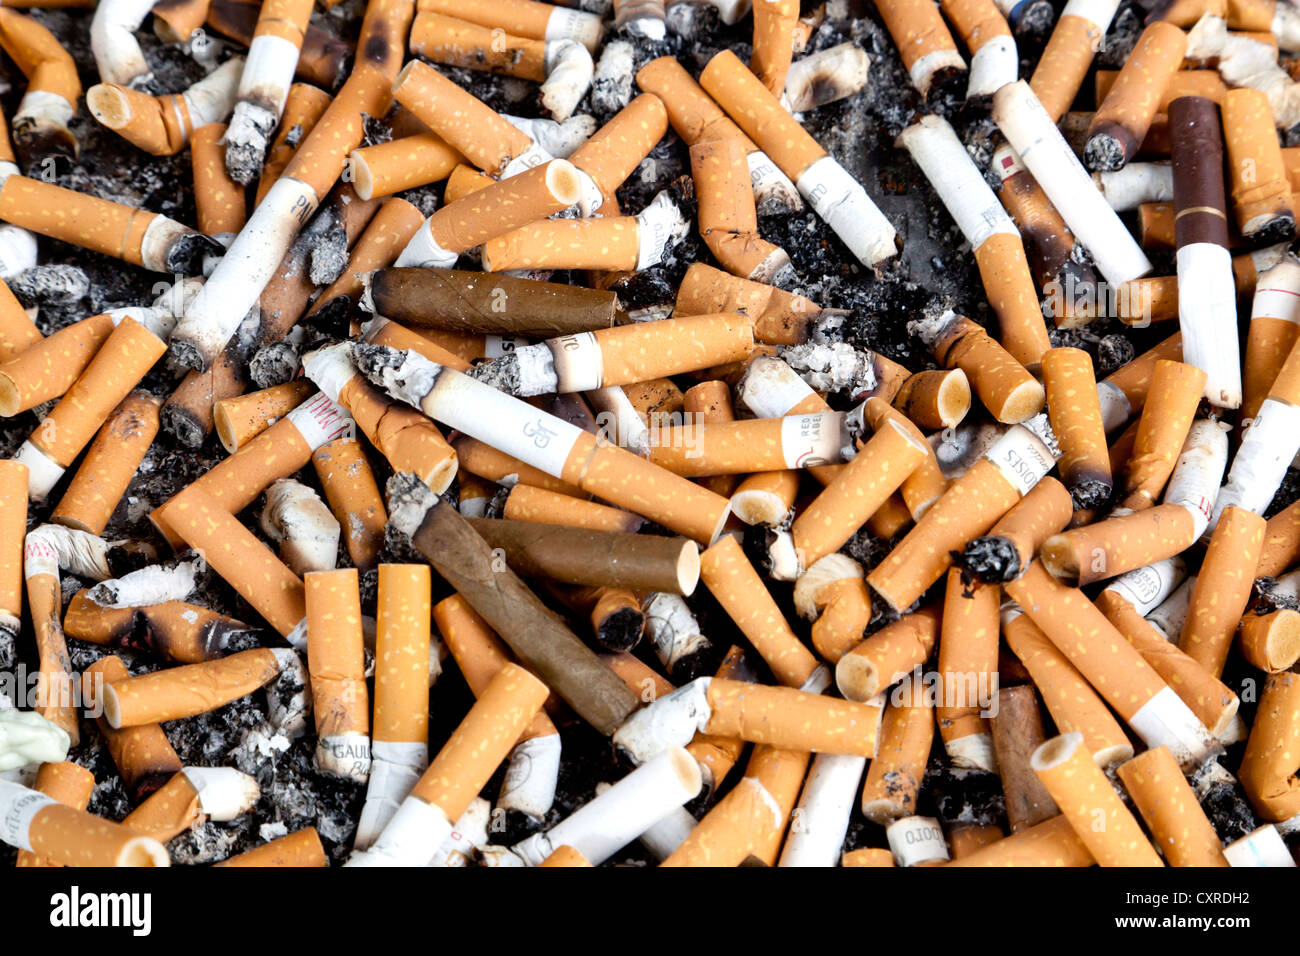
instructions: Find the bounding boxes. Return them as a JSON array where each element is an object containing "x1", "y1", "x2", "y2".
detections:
[
  {"x1": 256, "y1": 82, "x2": 332, "y2": 205},
  {"x1": 836, "y1": 605, "x2": 941, "y2": 702},
  {"x1": 214, "y1": 828, "x2": 329, "y2": 867},
  {"x1": 306, "y1": 569, "x2": 371, "y2": 766},
  {"x1": 1032, "y1": 732, "x2": 1164, "y2": 866},
  {"x1": 442, "y1": 163, "x2": 494, "y2": 203},
  {"x1": 1100, "y1": 331, "x2": 1183, "y2": 418},
  {"x1": 88, "y1": 81, "x2": 209, "y2": 157},
  {"x1": 214, "y1": 380, "x2": 315, "y2": 453},
  {"x1": 0, "y1": 279, "x2": 39, "y2": 363},
  {"x1": 705, "y1": 678, "x2": 882, "y2": 756},
  {"x1": 280, "y1": 65, "x2": 393, "y2": 202},
  {"x1": 120, "y1": 771, "x2": 208, "y2": 843},
  {"x1": 636, "y1": 57, "x2": 759, "y2": 152},
  {"x1": 872, "y1": 0, "x2": 965, "y2": 96},
  {"x1": 15, "y1": 761, "x2": 95, "y2": 868},
  {"x1": 1119, "y1": 360, "x2": 1206, "y2": 509},
  {"x1": 1180, "y1": 506, "x2": 1264, "y2": 676},
  {"x1": 1223, "y1": 88, "x2": 1296, "y2": 240},
  {"x1": 50, "y1": 390, "x2": 161, "y2": 535},
  {"x1": 751, "y1": 0, "x2": 800, "y2": 96},
  {"x1": 312, "y1": 437, "x2": 387, "y2": 571},
  {"x1": 24, "y1": 555, "x2": 79, "y2": 744},
  {"x1": 83, "y1": 656, "x2": 183, "y2": 801},
  {"x1": 927, "y1": 314, "x2": 1045, "y2": 423},
  {"x1": 1237, "y1": 609, "x2": 1300, "y2": 672},
  {"x1": 568, "y1": 93, "x2": 668, "y2": 206},
  {"x1": 944, "y1": 814, "x2": 1095, "y2": 867},
  {"x1": 102, "y1": 647, "x2": 285, "y2": 728},
  {"x1": 948, "y1": 824, "x2": 1006, "y2": 860},
  {"x1": 684, "y1": 379, "x2": 738, "y2": 498},
  {"x1": 337, "y1": 373, "x2": 457, "y2": 493},
  {"x1": 1239, "y1": 671, "x2": 1300, "y2": 821},
  {"x1": 936, "y1": 570, "x2": 1000, "y2": 762},
  {"x1": 309, "y1": 199, "x2": 428, "y2": 319},
  {"x1": 892, "y1": 368, "x2": 971, "y2": 430},
  {"x1": 1258, "y1": 496, "x2": 1300, "y2": 576},
  {"x1": 691, "y1": 138, "x2": 788, "y2": 282},
  {"x1": 1030, "y1": 4, "x2": 1112, "y2": 123},
  {"x1": 730, "y1": 469, "x2": 801, "y2": 525},
  {"x1": 192, "y1": 124, "x2": 246, "y2": 236},
  {"x1": 19, "y1": 799, "x2": 168, "y2": 867},
  {"x1": 860, "y1": 398, "x2": 949, "y2": 520},
  {"x1": 374, "y1": 564, "x2": 431, "y2": 745},
  {"x1": 940, "y1": 0, "x2": 1012, "y2": 61},
  {"x1": 66, "y1": 591, "x2": 249, "y2": 664},
  {"x1": 362, "y1": 318, "x2": 474, "y2": 372},
  {"x1": 538, "y1": 845, "x2": 593, "y2": 867},
  {"x1": 1002, "y1": 609, "x2": 1134, "y2": 764},
  {"x1": 153, "y1": 0, "x2": 212, "y2": 42},
  {"x1": 0, "y1": 8, "x2": 80, "y2": 155},
  {"x1": 1117, "y1": 746, "x2": 1228, "y2": 866},
  {"x1": 970, "y1": 476, "x2": 1074, "y2": 582},
  {"x1": 675, "y1": 261, "x2": 819, "y2": 346},
  {"x1": 418, "y1": 0, "x2": 602, "y2": 49},
  {"x1": 804, "y1": 568, "x2": 872, "y2": 665},
  {"x1": 1041, "y1": 347, "x2": 1111, "y2": 508},
  {"x1": 973, "y1": 230, "x2": 1051, "y2": 371},
  {"x1": 349, "y1": 132, "x2": 463, "y2": 201},
  {"x1": 700, "y1": 534, "x2": 826, "y2": 689},
  {"x1": 861, "y1": 693, "x2": 935, "y2": 823},
  {"x1": 1085, "y1": 22, "x2": 1188, "y2": 170},
  {"x1": 409, "y1": 12, "x2": 547, "y2": 81},
  {"x1": 453, "y1": 435, "x2": 587, "y2": 499},
  {"x1": 842, "y1": 847, "x2": 897, "y2": 867},
  {"x1": 482, "y1": 216, "x2": 644, "y2": 272},
  {"x1": 425, "y1": 159, "x2": 581, "y2": 255},
  {"x1": 503, "y1": 483, "x2": 643, "y2": 534},
  {"x1": 0, "y1": 461, "x2": 25, "y2": 626}
]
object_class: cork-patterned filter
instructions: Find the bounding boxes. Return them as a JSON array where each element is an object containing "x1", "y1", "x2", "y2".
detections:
[
  {"x1": 192, "y1": 124, "x2": 247, "y2": 235},
  {"x1": 810, "y1": 576, "x2": 872, "y2": 663},
  {"x1": 410, "y1": 12, "x2": 547, "y2": 81},
  {"x1": 603, "y1": 649, "x2": 674, "y2": 698},
  {"x1": 892, "y1": 368, "x2": 970, "y2": 431},
  {"x1": 215, "y1": 827, "x2": 329, "y2": 867},
  {"x1": 15, "y1": 761, "x2": 95, "y2": 867},
  {"x1": 1223, "y1": 88, "x2": 1294, "y2": 234},
  {"x1": 454, "y1": 436, "x2": 582, "y2": 498},
  {"x1": 1121, "y1": 360, "x2": 1205, "y2": 508},
  {"x1": 974, "y1": 233, "x2": 1050, "y2": 369},
  {"x1": 1002, "y1": 611, "x2": 1133, "y2": 763},
  {"x1": 0, "y1": 460, "x2": 25, "y2": 619},
  {"x1": 26, "y1": 569, "x2": 78, "y2": 743},
  {"x1": 312, "y1": 437, "x2": 387, "y2": 570},
  {"x1": 430, "y1": 160, "x2": 581, "y2": 253},
  {"x1": 154, "y1": 489, "x2": 307, "y2": 638},
  {"x1": 104, "y1": 647, "x2": 283, "y2": 728},
  {"x1": 1030, "y1": 14, "x2": 1108, "y2": 123},
  {"x1": 1239, "y1": 671, "x2": 1300, "y2": 821},
  {"x1": 1117, "y1": 275, "x2": 1180, "y2": 325},
  {"x1": 28, "y1": 802, "x2": 168, "y2": 867},
  {"x1": 675, "y1": 262, "x2": 818, "y2": 347},
  {"x1": 257, "y1": 82, "x2": 332, "y2": 205},
  {"x1": 636, "y1": 57, "x2": 758, "y2": 151},
  {"x1": 373, "y1": 568, "x2": 433, "y2": 744},
  {"x1": 350, "y1": 133, "x2": 462, "y2": 201},
  {"x1": 984, "y1": 476, "x2": 1074, "y2": 575},
  {"x1": 792, "y1": 419, "x2": 927, "y2": 567},
  {"x1": 861, "y1": 398, "x2": 949, "y2": 516},
  {"x1": 305, "y1": 569, "x2": 370, "y2": 742},
  {"x1": 442, "y1": 163, "x2": 493, "y2": 203},
  {"x1": 0, "y1": 9, "x2": 80, "y2": 106},
  {"x1": 283, "y1": 66, "x2": 391, "y2": 199},
  {"x1": 1041, "y1": 503, "x2": 1197, "y2": 586},
  {"x1": 216, "y1": 380, "x2": 314, "y2": 453},
  {"x1": 538, "y1": 845, "x2": 593, "y2": 867},
  {"x1": 338, "y1": 374, "x2": 457, "y2": 492},
  {"x1": 0, "y1": 279, "x2": 39, "y2": 363},
  {"x1": 51, "y1": 390, "x2": 161, "y2": 535},
  {"x1": 420, "y1": 0, "x2": 558, "y2": 40},
  {"x1": 412, "y1": 662, "x2": 550, "y2": 819},
  {"x1": 937, "y1": 571, "x2": 999, "y2": 745},
  {"x1": 1043, "y1": 347, "x2": 1112, "y2": 501},
  {"x1": 163, "y1": 353, "x2": 243, "y2": 444},
  {"x1": 835, "y1": 605, "x2": 941, "y2": 701},
  {"x1": 843, "y1": 847, "x2": 897, "y2": 866},
  {"x1": 251, "y1": 0, "x2": 313, "y2": 46},
  {"x1": 364, "y1": 318, "x2": 473, "y2": 372},
  {"x1": 867, "y1": 459, "x2": 1022, "y2": 612},
  {"x1": 683, "y1": 379, "x2": 738, "y2": 497},
  {"x1": 571, "y1": 94, "x2": 669, "y2": 200},
  {"x1": 692, "y1": 139, "x2": 782, "y2": 279},
  {"x1": 751, "y1": 0, "x2": 799, "y2": 95},
  {"x1": 945, "y1": 815, "x2": 1094, "y2": 866},
  {"x1": 1266, "y1": 330, "x2": 1300, "y2": 406},
  {"x1": 935, "y1": 316, "x2": 1045, "y2": 423},
  {"x1": 1104, "y1": 332, "x2": 1182, "y2": 409},
  {"x1": 872, "y1": 0, "x2": 962, "y2": 74},
  {"x1": 89, "y1": 83, "x2": 197, "y2": 156},
  {"x1": 1238, "y1": 609, "x2": 1300, "y2": 672},
  {"x1": 504, "y1": 484, "x2": 642, "y2": 534},
  {"x1": 310, "y1": 200, "x2": 427, "y2": 318},
  {"x1": 649, "y1": 414, "x2": 815, "y2": 477},
  {"x1": 1032, "y1": 732, "x2": 1163, "y2": 866},
  {"x1": 483, "y1": 216, "x2": 642, "y2": 272},
  {"x1": 391, "y1": 60, "x2": 532, "y2": 177},
  {"x1": 1118, "y1": 746, "x2": 1228, "y2": 866},
  {"x1": 121, "y1": 772, "x2": 203, "y2": 842},
  {"x1": 1088, "y1": 22, "x2": 1187, "y2": 165},
  {"x1": 1258, "y1": 496, "x2": 1300, "y2": 576},
  {"x1": 352, "y1": 0, "x2": 415, "y2": 79},
  {"x1": 939, "y1": 0, "x2": 1012, "y2": 55},
  {"x1": 1180, "y1": 506, "x2": 1263, "y2": 676},
  {"x1": 706, "y1": 679, "x2": 880, "y2": 756},
  {"x1": 1245, "y1": 318, "x2": 1300, "y2": 422},
  {"x1": 699, "y1": 50, "x2": 826, "y2": 180},
  {"x1": 700, "y1": 535, "x2": 821, "y2": 688},
  {"x1": 861, "y1": 694, "x2": 934, "y2": 822},
  {"x1": 84, "y1": 656, "x2": 183, "y2": 800},
  {"x1": 687, "y1": 649, "x2": 750, "y2": 788}
]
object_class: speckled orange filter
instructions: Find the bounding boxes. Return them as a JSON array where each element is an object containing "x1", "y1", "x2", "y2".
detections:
[
  {"x1": 349, "y1": 133, "x2": 462, "y2": 201},
  {"x1": 306, "y1": 568, "x2": 371, "y2": 776},
  {"x1": 1030, "y1": 3, "x2": 1115, "y2": 123},
  {"x1": 23, "y1": 552, "x2": 77, "y2": 743},
  {"x1": 215, "y1": 827, "x2": 328, "y2": 867},
  {"x1": 1258, "y1": 496, "x2": 1300, "y2": 576},
  {"x1": 569, "y1": 93, "x2": 668, "y2": 206},
  {"x1": 120, "y1": 771, "x2": 205, "y2": 843},
  {"x1": 1086, "y1": 22, "x2": 1187, "y2": 170},
  {"x1": 88, "y1": 81, "x2": 208, "y2": 157},
  {"x1": 1118, "y1": 746, "x2": 1228, "y2": 866},
  {"x1": 648, "y1": 411, "x2": 846, "y2": 478},
  {"x1": 675, "y1": 261, "x2": 819, "y2": 346},
  {"x1": 19, "y1": 798, "x2": 168, "y2": 867},
  {"x1": 15, "y1": 762, "x2": 95, "y2": 868},
  {"x1": 453, "y1": 435, "x2": 587, "y2": 499},
  {"x1": 409, "y1": 12, "x2": 547, "y2": 81},
  {"x1": 84, "y1": 656, "x2": 183, "y2": 801},
  {"x1": 337, "y1": 372, "x2": 457, "y2": 493},
  {"x1": 67, "y1": 592, "x2": 247, "y2": 664},
  {"x1": 359, "y1": 318, "x2": 473, "y2": 372},
  {"x1": 700, "y1": 534, "x2": 825, "y2": 689},
  {"x1": 973, "y1": 232, "x2": 1049, "y2": 371},
  {"x1": 371, "y1": 565, "x2": 431, "y2": 747},
  {"x1": 537, "y1": 845, "x2": 593, "y2": 867},
  {"x1": 0, "y1": 279, "x2": 39, "y2": 363},
  {"x1": 872, "y1": 0, "x2": 965, "y2": 96},
  {"x1": 936, "y1": 570, "x2": 1000, "y2": 766},
  {"x1": 860, "y1": 398, "x2": 949, "y2": 519},
  {"x1": 861, "y1": 693, "x2": 934, "y2": 822},
  {"x1": 1239, "y1": 671, "x2": 1300, "y2": 821},
  {"x1": 945, "y1": 815, "x2": 1094, "y2": 866},
  {"x1": 418, "y1": 0, "x2": 603, "y2": 51},
  {"x1": 482, "y1": 216, "x2": 643, "y2": 272},
  {"x1": 1040, "y1": 503, "x2": 1200, "y2": 587},
  {"x1": 1237, "y1": 610, "x2": 1300, "y2": 672},
  {"x1": 969, "y1": 476, "x2": 1074, "y2": 582},
  {"x1": 835, "y1": 604, "x2": 941, "y2": 701},
  {"x1": 425, "y1": 159, "x2": 581, "y2": 256},
  {"x1": 1032, "y1": 732, "x2": 1163, "y2": 866},
  {"x1": 103, "y1": 647, "x2": 284, "y2": 728},
  {"x1": 683, "y1": 380, "x2": 738, "y2": 498},
  {"x1": 503, "y1": 483, "x2": 643, "y2": 534},
  {"x1": 214, "y1": 380, "x2": 314, "y2": 453},
  {"x1": 892, "y1": 368, "x2": 971, "y2": 430},
  {"x1": 1101, "y1": 331, "x2": 1182, "y2": 419},
  {"x1": 842, "y1": 847, "x2": 897, "y2": 866},
  {"x1": 0, "y1": 8, "x2": 79, "y2": 156},
  {"x1": 50, "y1": 390, "x2": 160, "y2": 535},
  {"x1": 192, "y1": 124, "x2": 246, "y2": 236},
  {"x1": 928, "y1": 314, "x2": 1045, "y2": 423},
  {"x1": 730, "y1": 469, "x2": 800, "y2": 525},
  {"x1": 312, "y1": 437, "x2": 387, "y2": 571},
  {"x1": 0, "y1": 460, "x2": 25, "y2": 625},
  {"x1": 1120, "y1": 360, "x2": 1206, "y2": 509},
  {"x1": 691, "y1": 138, "x2": 788, "y2": 281},
  {"x1": 256, "y1": 82, "x2": 332, "y2": 205},
  {"x1": 1223, "y1": 88, "x2": 1295, "y2": 239},
  {"x1": 704, "y1": 678, "x2": 882, "y2": 756},
  {"x1": 1042, "y1": 347, "x2": 1112, "y2": 508},
  {"x1": 1181, "y1": 506, "x2": 1264, "y2": 676},
  {"x1": 281, "y1": 65, "x2": 392, "y2": 201},
  {"x1": 636, "y1": 56, "x2": 758, "y2": 152}
]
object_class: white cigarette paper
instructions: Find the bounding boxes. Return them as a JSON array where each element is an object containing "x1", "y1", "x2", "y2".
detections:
[
  {"x1": 777, "y1": 753, "x2": 867, "y2": 867},
  {"x1": 1178, "y1": 243, "x2": 1242, "y2": 409}
]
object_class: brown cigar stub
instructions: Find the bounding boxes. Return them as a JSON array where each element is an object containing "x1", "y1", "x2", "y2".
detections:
[
  {"x1": 690, "y1": 138, "x2": 789, "y2": 283},
  {"x1": 1238, "y1": 609, "x2": 1300, "y2": 672},
  {"x1": 1223, "y1": 88, "x2": 1296, "y2": 242},
  {"x1": 861, "y1": 693, "x2": 934, "y2": 823},
  {"x1": 892, "y1": 368, "x2": 971, "y2": 430},
  {"x1": 84, "y1": 656, "x2": 183, "y2": 802},
  {"x1": 215, "y1": 828, "x2": 328, "y2": 867},
  {"x1": 991, "y1": 684, "x2": 1059, "y2": 831},
  {"x1": 214, "y1": 380, "x2": 314, "y2": 453},
  {"x1": 1239, "y1": 671, "x2": 1300, "y2": 821},
  {"x1": 1118, "y1": 746, "x2": 1228, "y2": 866},
  {"x1": 50, "y1": 390, "x2": 160, "y2": 535},
  {"x1": 836, "y1": 605, "x2": 941, "y2": 701},
  {"x1": 15, "y1": 761, "x2": 96, "y2": 868},
  {"x1": 311, "y1": 437, "x2": 386, "y2": 572},
  {"x1": 1041, "y1": 347, "x2": 1112, "y2": 509},
  {"x1": 66, "y1": 590, "x2": 250, "y2": 664},
  {"x1": 1120, "y1": 360, "x2": 1206, "y2": 509},
  {"x1": 256, "y1": 82, "x2": 332, "y2": 206},
  {"x1": 409, "y1": 11, "x2": 546, "y2": 81},
  {"x1": 1180, "y1": 506, "x2": 1263, "y2": 676},
  {"x1": 931, "y1": 315, "x2": 1045, "y2": 423},
  {"x1": 958, "y1": 476, "x2": 1073, "y2": 584},
  {"x1": 103, "y1": 647, "x2": 284, "y2": 728},
  {"x1": 1085, "y1": 22, "x2": 1188, "y2": 171}
]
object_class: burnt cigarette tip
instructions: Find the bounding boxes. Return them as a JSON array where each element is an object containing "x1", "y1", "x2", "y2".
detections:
[
  {"x1": 165, "y1": 233, "x2": 225, "y2": 276},
  {"x1": 349, "y1": 341, "x2": 406, "y2": 379},
  {"x1": 1066, "y1": 475, "x2": 1112, "y2": 511},
  {"x1": 383, "y1": 471, "x2": 439, "y2": 538},
  {"x1": 954, "y1": 538, "x2": 1021, "y2": 585},
  {"x1": 596, "y1": 607, "x2": 645, "y2": 652}
]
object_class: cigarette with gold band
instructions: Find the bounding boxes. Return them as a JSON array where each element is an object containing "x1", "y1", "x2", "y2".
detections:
[
  {"x1": 1184, "y1": 16, "x2": 1300, "y2": 129},
  {"x1": 258, "y1": 477, "x2": 340, "y2": 576},
  {"x1": 0, "y1": 8, "x2": 80, "y2": 163},
  {"x1": 120, "y1": 766, "x2": 260, "y2": 843},
  {"x1": 66, "y1": 591, "x2": 252, "y2": 664},
  {"x1": 1029, "y1": 0, "x2": 1120, "y2": 123},
  {"x1": 899, "y1": 117, "x2": 1049, "y2": 368},
  {"x1": 911, "y1": 311, "x2": 1045, "y2": 423},
  {"x1": 215, "y1": 828, "x2": 329, "y2": 867},
  {"x1": 1119, "y1": 360, "x2": 1205, "y2": 509},
  {"x1": 777, "y1": 752, "x2": 868, "y2": 867},
  {"x1": 945, "y1": 815, "x2": 1095, "y2": 866},
  {"x1": 14, "y1": 316, "x2": 166, "y2": 501},
  {"x1": 835, "y1": 605, "x2": 941, "y2": 702},
  {"x1": 0, "y1": 778, "x2": 169, "y2": 866},
  {"x1": 87, "y1": 57, "x2": 243, "y2": 158},
  {"x1": 1239, "y1": 671, "x2": 1300, "y2": 821},
  {"x1": 1041, "y1": 346, "x2": 1112, "y2": 508},
  {"x1": 700, "y1": 49, "x2": 898, "y2": 267},
  {"x1": 634, "y1": 56, "x2": 803, "y2": 214},
  {"x1": 647, "y1": 409, "x2": 856, "y2": 481},
  {"x1": 82, "y1": 656, "x2": 182, "y2": 801},
  {"x1": 255, "y1": 82, "x2": 331, "y2": 206},
  {"x1": 991, "y1": 683, "x2": 1059, "y2": 830},
  {"x1": 690, "y1": 139, "x2": 792, "y2": 285},
  {"x1": 861, "y1": 691, "x2": 934, "y2": 823},
  {"x1": 14, "y1": 761, "x2": 95, "y2": 867},
  {"x1": 0, "y1": 176, "x2": 216, "y2": 275},
  {"x1": 191, "y1": 124, "x2": 247, "y2": 242},
  {"x1": 749, "y1": 0, "x2": 799, "y2": 96},
  {"x1": 700, "y1": 533, "x2": 828, "y2": 690},
  {"x1": 311, "y1": 437, "x2": 387, "y2": 572},
  {"x1": 304, "y1": 569, "x2": 371, "y2": 783},
  {"x1": 213, "y1": 380, "x2": 314, "y2": 453},
  {"x1": 1041, "y1": 419, "x2": 1227, "y2": 584},
  {"x1": 675, "y1": 262, "x2": 819, "y2": 346},
  {"x1": 347, "y1": 662, "x2": 550, "y2": 866},
  {"x1": 939, "y1": 0, "x2": 1017, "y2": 99},
  {"x1": 871, "y1": 0, "x2": 967, "y2": 96},
  {"x1": 1085, "y1": 22, "x2": 1188, "y2": 171},
  {"x1": 1118, "y1": 745, "x2": 1229, "y2": 866},
  {"x1": 356, "y1": 346, "x2": 732, "y2": 544},
  {"x1": 1223, "y1": 88, "x2": 1297, "y2": 240},
  {"x1": 660, "y1": 745, "x2": 809, "y2": 867},
  {"x1": 1006, "y1": 562, "x2": 1221, "y2": 768},
  {"x1": 1032, "y1": 732, "x2": 1164, "y2": 866},
  {"x1": 302, "y1": 343, "x2": 457, "y2": 494},
  {"x1": 957, "y1": 476, "x2": 1073, "y2": 583},
  {"x1": 1243, "y1": 255, "x2": 1300, "y2": 427},
  {"x1": 1180, "y1": 506, "x2": 1264, "y2": 675},
  {"x1": 892, "y1": 369, "x2": 971, "y2": 430},
  {"x1": 49, "y1": 390, "x2": 159, "y2": 535},
  {"x1": 867, "y1": 425, "x2": 1055, "y2": 612},
  {"x1": 791, "y1": 554, "x2": 872, "y2": 665},
  {"x1": 501, "y1": 484, "x2": 643, "y2": 534},
  {"x1": 348, "y1": 133, "x2": 462, "y2": 202},
  {"x1": 936, "y1": 570, "x2": 1000, "y2": 771},
  {"x1": 354, "y1": 565, "x2": 431, "y2": 848},
  {"x1": 1237, "y1": 609, "x2": 1300, "y2": 671}
]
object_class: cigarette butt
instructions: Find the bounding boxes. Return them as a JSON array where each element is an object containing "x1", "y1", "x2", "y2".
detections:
[
  {"x1": 920, "y1": 313, "x2": 1045, "y2": 423},
  {"x1": 373, "y1": 564, "x2": 431, "y2": 746},
  {"x1": 335, "y1": 372, "x2": 457, "y2": 494},
  {"x1": 1259, "y1": 495, "x2": 1300, "y2": 576},
  {"x1": 255, "y1": 82, "x2": 332, "y2": 206},
  {"x1": 348, "y1": 133, "x2": 462, "y2": 201},
  {"x1": 88, "y1": 69, "x2": 226, "y2": 157},
  {"x1": 360, "y1": 318, "x2": 473, "y2": 373},
  {"x1": 976, "y1": 231, "x2": 1051, "y2": 369},
  {"x1": 1239, "y1": 671, "x2": 1300, "y2": 821},
  {"x1": 683, "y1": 380, "x2": 738, "y2": 498},
  {"x1": 994, "y1": 144, "x2": 1087, "y2": 296},
  {"x1": 537, "y1": 845, "x2": 593, "y2": 867},
  {"x1": 1117, "y1": 746, "x2": 1228, "y2": 866},
  {"x1": 481, "y1": 215, "x2": 642, "y2": 272},
  {"x1": 624, "y1": 377, "x2": 687, "y2": 422},
  {"x1": 860, "y1": 398, "x2": 949, "y2": 520},
  {"x1": 700, "y1": 534, "x2": 826, "y2": 690},
  {"x1": 306, "y1": 568, "x2": 371, "y2": 781},
  {"x1": 152, "y1": 0, "x2": 211, "y2": 43},
  {"x1": 675, "y1": 261, "x2": 818, "y2": 346},
  {"x1": 14, "y1": 761, "x2": 95, "y2": 868},
  {"x1": 279, "y1": 62, "x2": 391, "y2": 201},
  {"x1": 1180, "y1": 506, "x2": 1264, "y2": 676},
  {"x1": 24, "y1": 548, "x2": 78, "y2": 744},
  {"x1": 1243, "y1": 256, "x2": 1300, "y2": 424},
  {"x1": 0, "y1": 8, "x2": 79, "y2": 161},
  {"x1": 214, "y1": 828, "x2": 328, "y2": 867},
  {"x1": 1029, "y1": 0, "x2": 1118, "y2": 123},
  {"x1": 418, "y1": 0, "x2": 603, "y2": 52},
  {"x1": 120, "y1": 771, "x2": 205, "y2": 843},
  {"x1": 160, "y1": 352, "x2": 243, "y2": 451},
  {"x1": 308, "y1": 200, "x2": 427, "y2": 328},
  {"x1": 503, "y1": 483, "x2": 643, "y2": 533},
  {"x1": 453, "y1": 435, "x2": 586, "y2": 499},
  {"x1": 409, "y1": 11, "x2": 547, "y2": 81},
  {"x1": 0, "y1": 780, "x2": 169, "y2": 867},
  {"x1": 1119, "y1": 360, "x2": 1206, "y2": 508},
  {"x1": 66, "y1": 591, "x2": 249, "y2": 664},
  {"x1": 1001, "y1": 607, "x2": 1134, "y2": 765},
  {"x1": 941, "y1": 0, "x2": 1015, "y2": 97},
  {"x1": 1041, "y1": 346, "x2": 1112, "y2": 508},
  {"x1": 442, "y1": 164, "x2": 494, "y2": 204},
  {"x1": 1238, "y1": 609, "x2": 1300, "y2": 671},
  {"x1": 1106, "y1": 69, "x2": 1229, "y2": 110},
  {"x1": 83, "y1": 656, "x2": 182, "y2": 802},
  {"x1": 0, "y1": 460, "x2": 25, "y2": 627},
  {"x1": 792, "y1": 555, "x2": 872, "y2": 664},
  {"x1": 990, "y1": 684, "x2": 1059, "y2": 831},
  {"x1": 1040, "y1": 504, "x2": 1198, "y2": 586},
  {"x1": 1101, "y1": 331, "x2": 1183, "y2": 421},
  {"x1": 1032, "y1": 731, "x2": 1164, "y2": 866},
  {"x1": 872, "y1": 0, "x2": 966, "y2": 96},
  {"x1": 944, "y1": 815, "x2": 1095, "y2": 866},
  {"x1": 648, "y1": 410, "x2": 850, "y2": 479},
  {"x1": 569, "y1": 93, "x2": 668, "y2": 207},
  {"x1": 949, "y1": 823, "x2": 1006, "y2": 860},
  {"x1": 835, "y1": 605, "x2": 941, "y2": 702},
  {"x1": 49, "y1": 390, "x2": 160, "y2": 535},
  {"x1": 861, "y1": 693, "x2": 935, "y2": 823},
  {"x1": 311, "y1": 437, "x2": 387, "y2": 571},
  {"x1": 191, "y1": 123, "x2": 246, "y2": 236},
  {"x1": 936, "y1": 570, "x2": 999, "y2": 770},
  {"x1": 1086, "y1": 22, "x2": 1188, "y2": 171},
  {"x1": 690, "y1": 135, "x2": 788, "y2": 283},
  {"x1": 636, "y1": 56, "x2": 757, "y2": 151},
  {"x1": 1223, "y1": 88, "x2": 1296, "y2": 240},
  {"x1": 602, "y1": 650, "x2": 674, "y2": 701},
  {"x1": 959, "y1": 476, "x2": 1074, "y2": 584},
  {"x1": 0, "y1": 278, "x2": 39, "y2": 363},
  {"x1": 892, "y1": 369, "x2": 971, "y2": 430},
  {"x1": 0, "y1": 296, "x2": 114, "y2": 414},
  {"x1": 750, "y1": 0, "x2": 799, "y2": 95},
  {"x1": 205, "y1": 1, "x2": 347, "y2": 93},
  {"x1": 841, "y1": 847, "x2": 896, "y2": 867},
  {"x1": 102, "y1": 647, "x2": 285, "y2": 728},
  {"x1": 214, "y1": 380, "x2": 314, "y2": 453},
  {"x1": 730, "y1": 469, "x2": 801, "y2": 526}
]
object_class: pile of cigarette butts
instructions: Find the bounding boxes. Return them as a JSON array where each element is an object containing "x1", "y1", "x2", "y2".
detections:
[{"x1": 6, "y1": 0, "x2": 1300, "y2": 871}]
